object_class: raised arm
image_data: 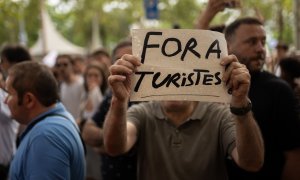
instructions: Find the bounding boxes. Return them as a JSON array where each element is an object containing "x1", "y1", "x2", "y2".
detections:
[
  {"x1": 195, "y1": 0, "x2": 226, "y2": 29},
  {"x1": 103, "y1": 55, "x2": 141, "y2": 156},
  {"x1": 221, "y1": 55, "x2": 264, "y2": 172}
]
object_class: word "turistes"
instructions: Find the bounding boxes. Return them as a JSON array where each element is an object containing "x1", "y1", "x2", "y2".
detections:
[{"x1": 134, "y1": 68, "x2": 221, "y2": 92}]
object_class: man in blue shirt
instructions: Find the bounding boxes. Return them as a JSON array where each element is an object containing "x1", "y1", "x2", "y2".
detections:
[{"x1": 5, "y1": 61, "x2": 85, "y2": 180}]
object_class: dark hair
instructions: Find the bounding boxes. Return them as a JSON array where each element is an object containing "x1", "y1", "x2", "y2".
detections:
[
  {"x1": 83, "y1": 63, "x2": 108, "y2": 94},
  {"x1": 1, "y1": 44, "x2": 32, "y2": 64},
  {"x1": 72, "y1": 55, "x2": 85, "y2": 63},
  {"x1": 172, "y1": 23, "x2": 181, "y2": 29},
  {"x1": 209, "y1": 24, "x2": 226, "y2": 33},
  {"x1": 224, "y1": 17, "x2": 263, "y2": 42},
  {"x1": 276, "y1": 42, "x2": 289, "y2": 51},
  {"x1": 112, "y1": 40, "x2": 132, "y2": 62},
  {"x1": 8, "y1": 61, "x2": 60, "y2": 106},
  {"x1": 279, "y1": 57, "x2": 300, "y2": 88},
  {"x1": 56, "y1": 54, "x2": 74, "y2": 65},
  {"x1": 91, "y1": 48, "x2": 110, "y2": 59}
]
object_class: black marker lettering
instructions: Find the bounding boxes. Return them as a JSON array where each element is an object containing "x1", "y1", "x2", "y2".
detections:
[
  {"x1": 205, "y1": 39, "x2": 221, "y2": 59},
  {"x1": 166, "y1": 73, "x2": 181, "y2": 87},
  {"x1": 193, "y1": 69, "x2": 209, "y2": 85},
  {"x1": 153, "y1": 72, "x2": 171, "y2": 88},
  {"x1": 162, "y1": 38, "x2": 182, "y2": 57},
  {"x1": 203, "y1": 74, "x2": 214, "y2": 85},
  {"x1": 181, "y1": 73, "x2": 187, "y2": 86},
  {"x1": 134, "y1": 71, "x2": 154, "y2": 92},
  {"x1": 181, "y1": 38, "x2": 200, "y2": 61},
  {"x1": 186, "y1": 73, "x2": 194, "y2": 86},
  {"x1": 141, "y1": 32, "x2": 163, "y2": 63},
  {"x1": 214, "y1": 72, "x2": 222, "y2": 85}
]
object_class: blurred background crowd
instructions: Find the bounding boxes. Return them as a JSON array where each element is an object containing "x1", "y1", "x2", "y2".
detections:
[{"x1": 1, "y1": 0, "x2": 300, "y2": 180}]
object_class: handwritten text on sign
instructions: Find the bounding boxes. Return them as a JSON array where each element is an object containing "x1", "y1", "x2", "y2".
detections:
[{"x1": 130, "y1": 29, "x2": 231, "y2": 102}]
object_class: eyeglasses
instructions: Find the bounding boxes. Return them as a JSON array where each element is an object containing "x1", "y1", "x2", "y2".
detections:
[
  {"x1": 55, "y1": 63, "x2": 69, "y2": 68},
  {"x1": 87, "y1": 73, "x2": 100, "y2": 78}
]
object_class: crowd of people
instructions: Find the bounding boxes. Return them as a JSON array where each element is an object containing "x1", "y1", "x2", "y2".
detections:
[{"x1": 1, "y1": 0, "x2": 300, "y2": 179}]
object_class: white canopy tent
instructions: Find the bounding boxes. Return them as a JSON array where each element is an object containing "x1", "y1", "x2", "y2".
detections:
[{"x1": 30, "y1": 2, "x2": 86, "y2": 57}]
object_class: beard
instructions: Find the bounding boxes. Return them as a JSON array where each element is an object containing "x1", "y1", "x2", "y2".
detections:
[{"x1": 237, "y1": 53, "x2": 265, "y2": 73}]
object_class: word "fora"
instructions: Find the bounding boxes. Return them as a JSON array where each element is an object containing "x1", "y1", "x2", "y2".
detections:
[
  {"x1": 133, "y1": 69, "x2": 222, "y2": 92},
  {"x1": 140, "y1": 31, "x2": 222, "y2": 64}
]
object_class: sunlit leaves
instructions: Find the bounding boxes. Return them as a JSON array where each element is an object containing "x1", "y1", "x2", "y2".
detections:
[{"x1": 0, "y1": 0, "x2": 296, "y2": 50}]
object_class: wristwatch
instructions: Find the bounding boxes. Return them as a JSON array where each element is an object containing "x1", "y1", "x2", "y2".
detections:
[{"x1": 230, "y1": 100, "x2": 252, "y2": 116}]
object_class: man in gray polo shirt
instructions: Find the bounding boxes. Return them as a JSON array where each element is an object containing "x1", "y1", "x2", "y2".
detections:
[{"x1": 103, "y1": 54, "x2": 264, "y2": 180}]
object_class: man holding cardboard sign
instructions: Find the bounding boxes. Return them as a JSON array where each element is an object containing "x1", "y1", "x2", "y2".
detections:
[{"x1": 103, "y1": 29, "x2": 264, "y2": 180}]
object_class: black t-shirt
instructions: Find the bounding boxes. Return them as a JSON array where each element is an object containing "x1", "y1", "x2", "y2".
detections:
[
  {"x1": 92, "y1": 91, "x2": 112, "y2": 127},
  {"x1": 227, "y1": 71, "x2": 300, "y2": 180},
  {"x1": 92, "y1": 91, "x2": 137, "y2": 180}
]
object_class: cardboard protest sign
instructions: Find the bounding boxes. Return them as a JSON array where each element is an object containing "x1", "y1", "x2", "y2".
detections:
[{"x1": 130, "y1": 29, "x2": 231, "y2": 102}]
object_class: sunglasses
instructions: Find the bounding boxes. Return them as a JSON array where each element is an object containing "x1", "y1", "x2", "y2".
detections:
[
  {"x1": 55, "y1": 63, "x2": 69, "y2": 68},
  {"x1": 87, "y1": 72, "x2": 100, "y2": 78}
]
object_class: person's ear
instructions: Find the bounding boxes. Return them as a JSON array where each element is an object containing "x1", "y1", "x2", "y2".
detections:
[{"x1": 23, "y1": 92, "x2": 36, "y2": 108}]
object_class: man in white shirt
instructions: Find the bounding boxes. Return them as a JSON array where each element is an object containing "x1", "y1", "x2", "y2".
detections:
[
  {"x1": 0, "y1": 44, "x2": 32, "y2": 179},
  {"x1": 55, "y1": 54, "x2": 84, "y2": 119}
]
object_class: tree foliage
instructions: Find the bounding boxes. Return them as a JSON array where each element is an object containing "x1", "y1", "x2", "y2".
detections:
[{"x1": 0, "y1": 0, "x2": 296, "y2": 51}]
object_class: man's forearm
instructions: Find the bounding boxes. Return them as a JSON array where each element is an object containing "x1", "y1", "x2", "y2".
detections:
[
  {"x1": 103, "y1": 96, "x2": 128, "y2": 156},
  {"x1": 235, "y1": 112, "x2": 264, "y2": 172},
  {"x1": 195, "y1": 9, "x2": 215, "y2": 29},
  {"x1": 82, "y1": 121, "x2": 103, "y2": 147},
  {"x1": 195, "y1": 0, "x2": 224, "y2": 29}
]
